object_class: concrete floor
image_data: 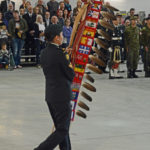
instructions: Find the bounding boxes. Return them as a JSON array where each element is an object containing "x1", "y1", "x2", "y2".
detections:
[{"x1": 0, "y1": 64, "x2": 150, "y2": 150}]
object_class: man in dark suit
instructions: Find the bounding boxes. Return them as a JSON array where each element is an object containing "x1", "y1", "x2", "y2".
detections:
[
  {"x1": 34, "y1": 24, "x2": 74, "y2": 150},
  {"x1": 4, "y1": 3, "x2": 14, "y2": 22},
  {"x1": 0, "y1": 0, "x2": 15, "y2": 14},
  {"x1": 44, "y1": 11, "x2": 51, "y2": 28},
  {"x1": 23, "y1": 5, "x2": 36, "y2": 61}
]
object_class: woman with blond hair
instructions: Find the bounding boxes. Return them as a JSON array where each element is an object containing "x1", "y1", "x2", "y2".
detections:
[{"x1": 33, "y1": 14, "x2": 46, "y2": 68}]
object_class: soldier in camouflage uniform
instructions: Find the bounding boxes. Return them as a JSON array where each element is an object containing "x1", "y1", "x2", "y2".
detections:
[
  {"x1": 141, "y1": 17, "x2": 150, "y2": 77},
  {"x1": 124, "y1": 16, "x2": 140, "y2": 78}
]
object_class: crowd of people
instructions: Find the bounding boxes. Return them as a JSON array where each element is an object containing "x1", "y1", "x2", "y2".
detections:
[
  {"x1": 0, "y1": 0, "x2": 150, "y2": 78},
  {"x1": 0, "y1": 0, "x2": 82, "y2": 69}
]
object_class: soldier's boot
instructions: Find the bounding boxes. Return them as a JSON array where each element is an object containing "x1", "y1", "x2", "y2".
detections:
[
  {"x1": 145, "y1": 71, "x2": 150, "y2": 77},
  {"x1": 127, "y1": 70, "x2": 133, "y2": 78},
  {"x1": 109, "y1": 69, "x2": 115, "y2": 79},
  {"x1": 133, "y1": 69, "x2": 138, "y2": 78},
  {"x1": 114, "y1": 69, "x2": 123, "y2": 79},
  {"x1": 145, "y1": 71, "x2": 149, "y2": 77},
  {"x1": 148, "y1": 71, "x2": 150, "y2": 77}
]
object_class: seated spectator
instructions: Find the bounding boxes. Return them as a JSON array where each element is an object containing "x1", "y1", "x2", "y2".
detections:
[
  {"x1": 0, "y1": 0, "x2": 15, "y2": 14},
  {"x1": 51, "y1": 15, "x2": 59, "y2": 24},
  {"x1": 19, "y1": 8, "x2": 25, "y2": 18},
  {"x1": 44, "y1": 11, "x2": 51, "y2": 27},
  {"x1": 0, "y1": 12, "x2": 8, "y2": 28},
  {"x1": 36, "y1": 0, "x2": 47, "y2": 16},
  {"x1": 20, "y1": 0, "x2": 26, "y2": 9},
  {"x1": 33, "y1": 14, "x2": 45, "y2": 68},
  {"x1": 63, "y1": 9, "x2": 69, "y2": 20},
  {"x1": 73, "y1": 0, "x2": 82, "y2": 16},
  {"x1": 64, "y1": 0, "x2": 72, "y2": 14},
  {"x1": 62, "y1": 18, "x2": 72, "y2": 48},
  {"x1": 8, "y1": 10, "x2": 28, "y2": 69},
  {"x1": 0, "y1": 42, "x2": 9, "y2": 69},
  {"x1": 0, "y1": 25, "x2": 9, "y2": 47},
  {"x1": 4, "y1": 3, "x2": 14, "y2": 22},
  {"x1": 47, "y1": 0, "x2": 59, "y2": 17},
  {"x1": 58, "y1": 9, "x2": 64, "y2": 26}
]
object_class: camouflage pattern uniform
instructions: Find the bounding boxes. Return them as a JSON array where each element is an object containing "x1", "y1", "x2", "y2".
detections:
[
  {"x1": 141, "y1": 25, "x2": 150, "y2": 77},
  {"x1": 124, "y1": 19, "x2": 140, "y2": 78}
]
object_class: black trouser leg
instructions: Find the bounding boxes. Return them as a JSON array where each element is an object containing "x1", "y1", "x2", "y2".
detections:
[{"x1": 34, "y1": 102, "x2": 71, "y2": 150}]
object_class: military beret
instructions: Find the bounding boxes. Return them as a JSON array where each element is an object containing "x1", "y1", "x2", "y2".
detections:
[{"x1": 146, "y1": 17, "x2": 150, "y2": 21}]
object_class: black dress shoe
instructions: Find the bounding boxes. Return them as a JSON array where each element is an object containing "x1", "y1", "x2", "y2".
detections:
[
  {"x1": 133, "y1": 70, "x2": 138, "y2": 78},
  {"x1": 85, "y1": 71, "x2": 91, "y2": 74},
  {"x1": 127, "y1": 72, "x2": 133, "y2": 78}
]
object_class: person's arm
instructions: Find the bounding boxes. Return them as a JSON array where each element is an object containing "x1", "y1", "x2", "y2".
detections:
[
  {"x1": 8, "y1": 19, "x2": 13, "y2": 36},
  {"x1": 33, "y1": 23, "x2": 40, "y2": 38},
  {"x1": 59, "y1": 49, "x2": 75, "y2": 82},
  {"x1": 20, "y1": 19, "x2": 28, "y2": 34},
  {"x1": 124, "y1": 28, "x2": 129, "y2": 52}
]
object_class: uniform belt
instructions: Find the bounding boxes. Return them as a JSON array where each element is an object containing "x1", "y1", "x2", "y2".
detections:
[
  {"x1": 98, "y1": 36, "x2": 105, "y2": 39},
  {"x1": 112, "y1": 37, "x2": 122, "y2": 40}
]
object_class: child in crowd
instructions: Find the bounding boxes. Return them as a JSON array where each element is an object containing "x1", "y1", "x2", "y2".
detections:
[
  {"x1": 0, "y1": 42, "x2": 9, "y2": 69},
  {"x1": 0, "y1": 25, "x2": 10, "y2": 48}
]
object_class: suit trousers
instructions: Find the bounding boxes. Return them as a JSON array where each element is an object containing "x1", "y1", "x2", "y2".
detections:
[{"x1": 34, "y1": 101, "x2": 72, "y2": 150}]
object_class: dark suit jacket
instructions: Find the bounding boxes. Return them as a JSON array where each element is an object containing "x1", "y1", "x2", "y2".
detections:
[
  {"x1": 0, "y1": 0, "x2": 15, "y2": 14},
  {"x1": 40, "y1": 43, "x2": 75, "y2": 103},
  {"x1": 23, "y1": 13, "x2": 36, "y2": 31},
  {"x1": 23, "y1": 13, "x2": 36, "y2": 40},
  {"x1": 43, "y1": 18, "x2": 51, "y2": 28}
]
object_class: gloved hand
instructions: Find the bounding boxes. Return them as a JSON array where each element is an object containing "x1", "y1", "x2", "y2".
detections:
[{"x1": 108, "y1": 47, "x2": 113, "y2": 52}]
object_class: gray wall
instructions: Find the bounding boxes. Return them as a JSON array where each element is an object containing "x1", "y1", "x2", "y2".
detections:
[{"x1": 1, "y1": 0, "x2": 150, "y2": 16}]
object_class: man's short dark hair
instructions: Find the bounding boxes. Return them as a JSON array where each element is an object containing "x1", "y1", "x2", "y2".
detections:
[
  {"x1": 45, "y1": 24, "x2": 63, "y2": 42},
  {"x1": 130, "y1": 8, "x2": 135, "y2": 12},
  {"x1": 13, "y1": 10, "x2": 19, "y2": 14}
]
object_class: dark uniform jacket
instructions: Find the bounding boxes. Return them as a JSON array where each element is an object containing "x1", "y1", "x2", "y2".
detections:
[
  {"x1": 40, "y1": 43, "x2": 75, "y2": 103},
  {"x1": 111, "y1": 25, "x2": 122, "y2": 48}
]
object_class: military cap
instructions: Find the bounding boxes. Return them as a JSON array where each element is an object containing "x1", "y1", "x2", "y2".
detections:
[
  {"x1": 116, "y1": 12, "x2": 122, "y2": 17},
  {"x1": 146, "y1": 17, "x2": 150, "y2": 21},
  {"x1": 130, "y1": 16, "x2": 137, "y2": 20}
]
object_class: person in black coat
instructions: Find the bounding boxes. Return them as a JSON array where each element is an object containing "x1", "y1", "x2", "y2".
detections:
[
  {"x1": 34, "y1": 24, "x2": 74, "y2": 150},
  {"x1": 4, "y1": 2, "x2": 14, "y2": 22},
  {"x1": 0, "y1": 0, "x2": 15, "y2": 14},
  {"x1": 23, "y1": 5, "x2": 36, "y2": 61},
  {"x1": 43, "y1": 11, "x2": 51, "y2": 28}
]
